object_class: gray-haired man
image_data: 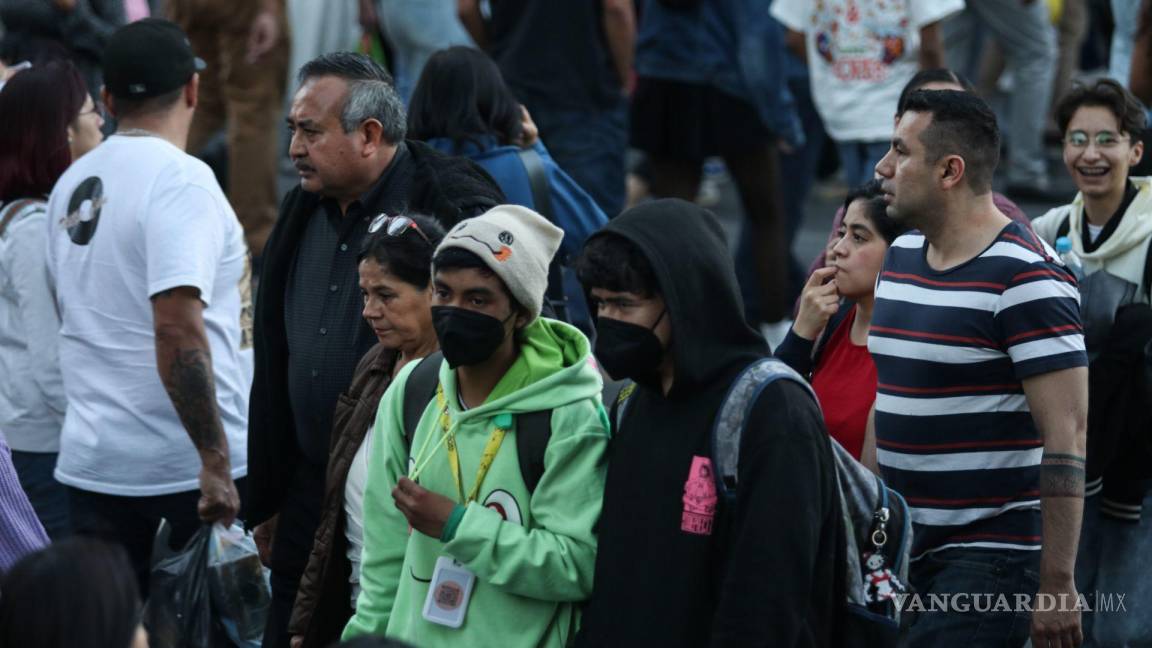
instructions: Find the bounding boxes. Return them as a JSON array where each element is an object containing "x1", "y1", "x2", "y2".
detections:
[{"x1": 245, "y1": 52, "x2": 503, "y2": 647}]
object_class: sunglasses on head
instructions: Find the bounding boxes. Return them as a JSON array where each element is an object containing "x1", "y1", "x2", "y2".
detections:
[{"x1": 368, "y1": 214, "x2": 432, "y2": 245}]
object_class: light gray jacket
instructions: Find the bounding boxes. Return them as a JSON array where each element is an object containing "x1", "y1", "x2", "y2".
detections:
[{"x1": 0, "y1": 200, "x2": 65, "y2": 452}]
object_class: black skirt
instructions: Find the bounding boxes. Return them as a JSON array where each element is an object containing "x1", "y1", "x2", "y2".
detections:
[{"x1": 629, "y1": 76, "x2": 775, "y2": 160}]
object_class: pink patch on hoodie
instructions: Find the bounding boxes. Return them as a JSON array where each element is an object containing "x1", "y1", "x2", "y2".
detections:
[{"x1": 681, "y1": 455, "x2": 717, "y2": 535}]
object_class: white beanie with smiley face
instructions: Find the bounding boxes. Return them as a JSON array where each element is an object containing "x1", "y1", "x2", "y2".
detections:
[{"x1": 434, "y1": 205, "x2": 564, "y2": 321}]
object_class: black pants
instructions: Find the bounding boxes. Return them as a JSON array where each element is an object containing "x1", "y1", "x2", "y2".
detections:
[
  {"x1": 68, "y1": 477, "x2": 247, "y2": 597},
  {"x1": 262, "y1": 464, "x2": 325, "y2": 648}
]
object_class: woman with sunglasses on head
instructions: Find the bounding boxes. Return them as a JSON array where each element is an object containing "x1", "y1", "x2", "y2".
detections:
[
  {"x1": 0, "y1": 60, "x2": 104, "y2": 541},
  {"x1": 287, "y1": 213, "x2": 446, "y2": 648}
]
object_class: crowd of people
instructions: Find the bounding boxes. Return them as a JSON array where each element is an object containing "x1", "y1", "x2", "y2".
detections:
[{"x1": 1, "y1": 1, "x2": 1152, "y2": 648}]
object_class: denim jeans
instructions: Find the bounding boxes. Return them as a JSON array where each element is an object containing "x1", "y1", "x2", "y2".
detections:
[
  {"x1": 1075, "y1": 490, "x2": 1152, "y2": 646},
  {"x1": 943, "y1": 0, "x2": 1057, "y2": 185},
  {"x1": 530, "y1": 100, "x2": 628, "y2": 219},
  {"x1": 1110, "y1": 0, "x2": 1142, "y2": 87},
  {"x1": 901, "y1": 547, "x2": 1040, "y2": 648},
  {"x1": 836, "y1": 140, "x2": 890, "y2": 189},
  {"x1": 11, "y1": 450, "x2": 70, "y2": 540},
  {"x1": 376, "y1": 0, "x2": 474, "y2": 103}
]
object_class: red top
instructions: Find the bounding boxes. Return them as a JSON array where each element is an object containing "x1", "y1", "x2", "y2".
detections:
[{"x1": 811, "y1": 305, "x2": 875, "y2": 459}]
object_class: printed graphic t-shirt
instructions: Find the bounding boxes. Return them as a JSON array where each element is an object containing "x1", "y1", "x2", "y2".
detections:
[
  {"x1": 46, "y1": 134, "x2": 253, "y2": 496},
  {"x1": 772, "y1": 0, "x2": 964, "y2": 142}
]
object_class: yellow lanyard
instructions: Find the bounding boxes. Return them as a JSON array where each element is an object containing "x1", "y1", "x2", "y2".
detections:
[{"x1": 411, "y1": 384, "x2": 508, "y2": 504}]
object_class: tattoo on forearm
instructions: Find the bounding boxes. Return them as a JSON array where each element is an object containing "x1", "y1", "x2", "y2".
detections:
[
  {"x1": 1040, "y1": 453, "x2": 1085, "y2": 498},
  {"x1": 165, "y1": 347, "x2": 225, "y2": 452}
]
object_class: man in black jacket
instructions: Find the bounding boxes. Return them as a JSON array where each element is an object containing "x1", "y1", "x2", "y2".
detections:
[
  {"x1": 246, "y1": 51, "x2": 502, "y2": 648},
  {"x1": 574, "y1": 199, "x2": 845, "y2": 647}
]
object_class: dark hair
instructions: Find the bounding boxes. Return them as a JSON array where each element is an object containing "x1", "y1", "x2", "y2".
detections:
[
  {"x1": 0, "y1": 61, "x2": 87, "y2": 202},
  {"x1": 842, "y1": 179, "x2": 909, "y2": 244},
  {"x1": 897, "y1": 90, "x2": 1001, "y2": 194},
  {"x1": 298, "y1": 52, "x2": 406, "y2": 142},
  {"x1": 0, "y1": 538, "x2": 140, "y2": 648},
  {"x1": 0, "y1": 32, "x2": 71, "y2": 67},
  {"x1": 1054, "y1": 78, "x2": 1147, "y2": 138},
  {"x1": 407, "y1": 47, "x2": 524, "y2": 151},
  {"x1": 575, "y1": 233, "x2": 660, "y2": 298},
  {"x1": 896, "y1": 68, "x2": 974, "y2": 114},
  {"x1": 109, "y1": 85, "x2": 184, "y2": 120},
  {"x1": 433, "y1": 246, "x2": 518, "y2": 308},
  {"x1": 357, "y1": 214, "x2": 447, "y2": 288}
]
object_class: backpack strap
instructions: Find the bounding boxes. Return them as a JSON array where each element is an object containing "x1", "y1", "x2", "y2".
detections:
[
  {"x1": 711, "y1": 357, "x2": 817, "y2": 501},
  {"x1": 402, "y1": 351, "x2": 445, "y2": 448},
  {"x1": 514, "y1": 410, "x2": 552, "y2": 493},
  {"x1": 518, "y1": 147, "x2": 569, "y2": 322},
  {"x1": 1142, "y1": 236, "x2": 1152, "y2": 299},
  {"x1": 607, "y1": 381, "x2": 635, "y2": 434},
  {"x1": 400, "y1": 349, "x2": 553, "y2": 494},
  {"x1": 0, "y1": 199, "x2": 42, "y2": 239}
]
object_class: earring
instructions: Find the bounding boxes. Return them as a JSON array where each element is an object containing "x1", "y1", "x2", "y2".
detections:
[{"x1": 68, "y1": 135, "x2": 74, "y2": 143}]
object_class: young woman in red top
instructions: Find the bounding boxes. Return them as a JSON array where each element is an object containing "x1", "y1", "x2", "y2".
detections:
[{"x1": 775, "y1": 180, "x2": 908, "y2": 461}]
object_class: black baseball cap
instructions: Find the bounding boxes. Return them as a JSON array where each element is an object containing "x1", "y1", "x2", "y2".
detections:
[{"x1": 103, "y1": 18, "x2": 206, "y2": 99}]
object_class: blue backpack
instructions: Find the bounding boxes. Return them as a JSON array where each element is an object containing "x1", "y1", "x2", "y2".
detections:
[{"x1": 612, "y1": 357, "x2": 913, "y2": 644}]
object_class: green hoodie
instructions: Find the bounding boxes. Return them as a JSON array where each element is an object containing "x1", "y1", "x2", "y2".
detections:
[{"x1": 343, "y1": 318, "x2": 609, "y2": 647}]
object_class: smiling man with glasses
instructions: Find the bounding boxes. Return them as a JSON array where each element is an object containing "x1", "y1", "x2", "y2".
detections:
[{"x1": 1032, "y1": 77, "x2": 1152, "y2": 646}]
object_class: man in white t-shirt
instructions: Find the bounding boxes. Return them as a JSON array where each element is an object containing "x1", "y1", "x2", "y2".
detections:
[
  {"x1": 45, "y1": 18, "x2": 252, "y2": 592},
  {"x1": 772, "y1": 0, "x2": 964, "y2": 188}
]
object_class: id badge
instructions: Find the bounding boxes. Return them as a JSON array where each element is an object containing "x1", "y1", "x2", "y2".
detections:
[{"x1": 422, "y1": 556, "x2": 476, "y2": 629}]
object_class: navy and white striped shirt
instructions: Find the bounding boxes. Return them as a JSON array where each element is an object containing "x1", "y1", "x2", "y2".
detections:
[{"x1": 869, "y1": 223, "x2": 1087, "y2": 558}]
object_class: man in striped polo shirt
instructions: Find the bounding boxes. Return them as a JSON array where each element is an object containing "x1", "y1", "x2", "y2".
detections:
[{"x1": 870, "y1": 90, "x2": 1088, "y2": 647}]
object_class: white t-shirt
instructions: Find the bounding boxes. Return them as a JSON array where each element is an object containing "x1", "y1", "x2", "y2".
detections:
[
  {"x1": 1088, "y1": 222, "x2": 1104, "y2": 243},
  {"x1": 45, "y1": 134, "x2": 253, "y2": 496},
  {"x1": 772, "y1": 0, "x2": 964, "y2": 142}
]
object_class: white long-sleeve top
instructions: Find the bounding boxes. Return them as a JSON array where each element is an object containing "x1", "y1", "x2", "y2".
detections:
[{"x1": 0, "y1": 199, "x2": 65, "y2": 452}]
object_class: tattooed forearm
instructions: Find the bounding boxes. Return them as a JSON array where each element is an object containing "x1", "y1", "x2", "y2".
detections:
[
  {"x1": 160, "y1": 343, "x2": 226, "y2": 454},
  {"x1": 1040, "y1": 453, "x2": 1085, "y2": 498},
  {"x1": 152, "y1": 287, "x2": 229, "y2": 458}
]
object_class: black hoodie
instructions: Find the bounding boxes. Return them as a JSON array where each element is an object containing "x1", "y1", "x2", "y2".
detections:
[{"x1": 577, "y1": 200, "x2": 844, "y2": 647}]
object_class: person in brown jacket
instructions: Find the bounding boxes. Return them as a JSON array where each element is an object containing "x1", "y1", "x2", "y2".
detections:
[{"x1": 288, "y1": 213, "x2": 445, "y2": 648}]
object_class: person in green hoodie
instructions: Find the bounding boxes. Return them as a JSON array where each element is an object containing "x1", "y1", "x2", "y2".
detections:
[{"x1": 342, "y1": 204, "x2": 609, "y2": 647}]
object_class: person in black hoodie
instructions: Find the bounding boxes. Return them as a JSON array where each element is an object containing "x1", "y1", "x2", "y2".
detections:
[
  {"x1": 246, "y1": 52, "x2": 504, "y2": 648},
  {"x1": 574, "y1": 198, "x2": 845, "y2": 647}
]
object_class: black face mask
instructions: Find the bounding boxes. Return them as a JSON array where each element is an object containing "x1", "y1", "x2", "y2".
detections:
[
  {"x1": 594, "y1": 310, "x2": 667, "y2": 383},
  {"x1": 431, "y1": 306, "x2": 514, "y2": 369}
]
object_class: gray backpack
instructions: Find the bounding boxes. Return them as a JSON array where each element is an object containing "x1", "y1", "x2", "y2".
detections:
[{"x1": 613, "y1": 357, "x2": 913, "y2": 645}]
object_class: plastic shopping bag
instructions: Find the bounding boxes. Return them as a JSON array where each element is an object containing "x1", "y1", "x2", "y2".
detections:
[
  {"x1": 143, "y1": 526, "x2": 224, "y2": 648},
  {"x1": 143, "y1": 523, "x2": 271, "y2": 648},
  {"x1": 207, "y1": 522, "x2": 271, "y2": 647}
]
